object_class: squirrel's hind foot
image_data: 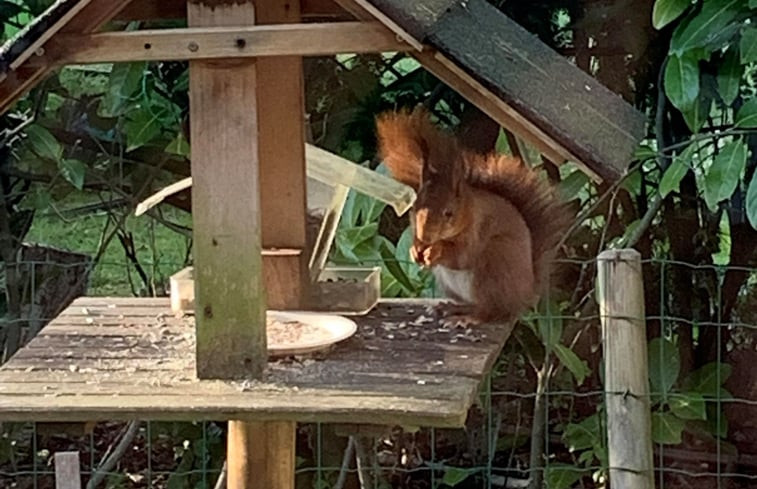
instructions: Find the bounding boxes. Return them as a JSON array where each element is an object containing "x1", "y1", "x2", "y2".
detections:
[{"x1": 440, "y1": 313, "x2": 481, "y2": 329}]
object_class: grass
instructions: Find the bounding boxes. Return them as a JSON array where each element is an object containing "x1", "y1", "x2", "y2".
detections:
[{"x1": 24, "y1": 191, "x2": 192, "y2": 296}]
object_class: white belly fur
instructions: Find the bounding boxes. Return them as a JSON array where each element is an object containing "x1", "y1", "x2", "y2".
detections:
[{"x1": 433, "y1": 266, "x2": 474, "y2": 303}]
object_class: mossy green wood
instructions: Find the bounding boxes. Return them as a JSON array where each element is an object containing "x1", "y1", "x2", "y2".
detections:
[{"x1": 188, "y1": 0, "x2": 266, "y2": 380}]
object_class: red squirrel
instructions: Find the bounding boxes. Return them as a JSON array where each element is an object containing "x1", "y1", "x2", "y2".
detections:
[{"x1": 375, "y1": 107, "x2": 572, "y2": 325}]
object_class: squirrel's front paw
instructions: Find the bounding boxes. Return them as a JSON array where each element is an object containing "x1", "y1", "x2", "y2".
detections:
[
  {"x1": 410, "y1": 242, "x2": 424, "y2": 265},
  {"x1": 421, "y1": 243, "x2": 445, "y2": 267}
]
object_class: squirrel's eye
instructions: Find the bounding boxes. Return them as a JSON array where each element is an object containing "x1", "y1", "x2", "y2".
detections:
[{"x1": 443, "y1": 209, "x2": 454, "y2": 219}]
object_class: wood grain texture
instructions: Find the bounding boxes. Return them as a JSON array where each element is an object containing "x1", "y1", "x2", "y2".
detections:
[
  {"x1": 188, "y1": 0, "x2": 267, "y2": 379},
  {"x1": 597, "y1": 249, "x2": 654, "y2": 489},
  {"x1": 116, "y1": 0, "x2": 351, "y2": 21},
  {"x1": 54, "y1": 451, "x2": 82, "y2": 489},
  {"x1": 228, "y1": 421, "x2": 295, "y2": 489},
  {"x1": 0, "y1": 297, "x2": 510, "y2": 427},
  {"x1": 54, "y1": 22, "x2": 409, "y2": 64}
]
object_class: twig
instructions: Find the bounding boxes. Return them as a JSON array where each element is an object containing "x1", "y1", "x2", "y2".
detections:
[
  {"x1": 213, "y1": 460, "x2": 228, "y2": 489},
  {"x1": 334, "y1": 436, "x2": 356, "y2": 489},
  {"x1": 86, "y1": 421, "x2": 141, "y2": 489}
]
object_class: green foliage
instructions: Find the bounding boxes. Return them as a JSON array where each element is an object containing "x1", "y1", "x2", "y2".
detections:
[
  {"x1": 746, "y1": 171, "x2": 757, "y2": 229},
  {"x1": 664, "y1": 53, "x2": 700, "y2": 110},
  {"x1": 702, "y1": 139, "x2": 747, "y2": 211},
  {"x1": 648, "y1": 336, "x2": 732, "y2": 445},
  {"x1": 652, "y1": 0, "x2": 692, "y2": 29},
  {"x1": 654, "y1": 0, "x2": 757, "y2": 229}
]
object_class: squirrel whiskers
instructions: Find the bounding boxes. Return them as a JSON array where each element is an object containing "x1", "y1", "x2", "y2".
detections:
[{"x1": 376, "y1": 107, "x2": 572, "y2": 325}]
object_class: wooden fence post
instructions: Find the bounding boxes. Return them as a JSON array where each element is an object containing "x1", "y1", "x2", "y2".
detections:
[
  {"x1": 54, "y1": 451, "x2": 81, "y2": 489},
  {"x1": 597, "y1": 248, "x2": 654, "y2": 489}
]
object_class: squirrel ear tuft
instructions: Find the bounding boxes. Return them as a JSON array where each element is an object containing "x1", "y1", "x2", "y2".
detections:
[{"x1": 375, "y1": 107, "x2": 431, "y2": 190}]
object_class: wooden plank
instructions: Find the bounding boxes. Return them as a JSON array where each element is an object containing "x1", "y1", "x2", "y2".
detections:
[
  {"x1": 0, "y1": 390, "x2": 471, "y2": 426},
  {"x1": 263, "y1": 249, "x2": 305, "y2": 310},
  {"x1": 188, "y1": 0, "x2": 266, "y2": 380},
  {"x1": 54, "y1": 451, "x2": 82, "y2": 489},
  {"x1": 597, "y1": 249, "x2": 654, "y2": 489},
  {"x1": 255, "y1": 0, "x2": 309, "y2": 278},
  {"x1": 53, "y1": 22, "x2": 409, "y2": 64},
  {"x1": 115, "y1": 0, "x2": 352, "y2": 21},
  {"x1": 0, "y1": 299, "x2": 507, "y2": 427},
  {"x1": 229, "y1": 421, "x2": 295, "y2": 489}
]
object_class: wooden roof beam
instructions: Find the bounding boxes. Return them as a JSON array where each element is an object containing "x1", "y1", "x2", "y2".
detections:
[
  {"x1": 116, "y1": 0, "x2": 352, "y2": 21},
  {"x1": 48, "y1": 22, "x2": 409, "y2": 65}
]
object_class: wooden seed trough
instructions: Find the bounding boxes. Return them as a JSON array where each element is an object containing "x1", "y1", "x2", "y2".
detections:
[{"x1": 0, "y1": 0, "x2": 646, "y2": 488}]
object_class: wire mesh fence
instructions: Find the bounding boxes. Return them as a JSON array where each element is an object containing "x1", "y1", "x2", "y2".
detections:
[{"x1": 0, "y1": 243, "x2": 755, "y2": 489}]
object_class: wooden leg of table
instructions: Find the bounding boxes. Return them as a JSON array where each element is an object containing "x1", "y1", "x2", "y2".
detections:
[{"x1": 227, "y1": 420, "x2": 296, "y2": 489}]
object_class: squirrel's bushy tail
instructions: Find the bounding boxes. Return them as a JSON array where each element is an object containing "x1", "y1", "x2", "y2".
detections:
[
  {"x1": 375, "y1": 107, "x2": 455, "y2": 190},
  {"x1": 466, "y1": 153, "x2": 573, "y2": 293}
]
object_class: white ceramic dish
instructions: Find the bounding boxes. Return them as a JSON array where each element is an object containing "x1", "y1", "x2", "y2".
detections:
[{"x1": 266, "y1": 311, "x2": 357, "y2": 357}]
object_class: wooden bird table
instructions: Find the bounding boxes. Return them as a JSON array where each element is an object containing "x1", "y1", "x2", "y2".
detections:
[{"x1": 0, "y1": 297, "x2": 511, "y2": 486}]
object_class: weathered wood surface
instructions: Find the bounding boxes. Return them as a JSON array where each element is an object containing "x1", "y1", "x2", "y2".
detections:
[
  {"x1": 188, "y1": 0, "x2": 267, "y2": 379},
  {"x1": 54, "y1": 451, "x2": 82, "y2": 489},
  {"x1": 0, "y1": 297, "x2": 510, "y2": 427},
  {"x1": 53, "y1": 22, "x2": 410, "y2": 64},
  {"x1": 598, "y1": 249, "x2": 654, "y2": 489},
  {"x1": 115, "y1": 0, "x2": 352, "y2": 21}
]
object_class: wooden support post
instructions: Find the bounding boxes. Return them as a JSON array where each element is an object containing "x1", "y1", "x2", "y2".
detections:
[
  {"x1": 227, "y1": 421, "x2": 296, "y2": 489},
  {"x1": 256, "y1": 0, "x2": 309, "y2": 310},
  {"x1": 54, "y1": 451, "x2": 81, "y2": 489},
  {"x1": 188, "y1": 1, "x2": 266, "y2": 379},
  {"x1": 597, "y1": 249, "x2": 654, "y2": 489}
]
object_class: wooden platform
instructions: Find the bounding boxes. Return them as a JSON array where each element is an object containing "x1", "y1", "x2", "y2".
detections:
[{"x1": 0, "y1": 297, "x2": 510, "y2": 428}]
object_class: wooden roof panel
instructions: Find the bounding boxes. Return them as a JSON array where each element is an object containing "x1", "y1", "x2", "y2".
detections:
[
  {"x1": 362, "y1": 0, "x2": 646, "y2": 181},
  {"x1": 429, "y1": 0, "x2": 646, "y2": 180}
]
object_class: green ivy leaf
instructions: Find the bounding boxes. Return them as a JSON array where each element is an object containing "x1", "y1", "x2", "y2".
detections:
[
  {"x1": 29, "y1": 187, "x2": 52, "y2": 210},
  {"x1": 660, "y1": 143, "x2": 696, "y2": 197},
  {"x1": 683, "y1": 362, "x2": 732, "y2": 398},
  {"x1": 717, "y1": 49, "x2": 743, "y2": 106},
  {"x1": 441, "y1": 467, "x2": 475, "y2": 487},
  {"x1": 563, "y1": 415, "x2": 602, "y2": 452},
  {"x1": 670, "y1": 0, "x2": 741, "y2": 56},
  {"x1": 735, "y1": 97, "x2": 757, "y2": 128},
  {"x1": 165, "y1": 132, "x2": 190, "y2": 157},
  {"x1": 652, "y1": 0, "x2": 691, "y2": 30},
  {"x1": 664, "y1": 52, "x2": 700, "y2": 110},
  {"x1": 648, "y1": 337, "x2": 680, "y2": 397},
  {"x1": 741, "y1": 25, "x2": 757, "y2": 64},
  {"x1": 554, "y1": 344, "x2": 590, "y2": 386},
  {"x1": 706, "y1": 402, "x2": 728, "y2": 438},
  {"x1": 669, "y1": 393, "x2": 707, "y2": 420},
  {"x1": 59, "y1": 159, "x2": 87, "y2": 190},
  {"x1": 99, "y1": 62, "x2": 146, "y2": 117},
  {"x1": 378, "y1": 238, "x2": 416, "y2": 294},
  {"x1": 25, "y1": 125, "x2": 62, "y2": 162},
  {"x1": 750, "y1": 0, "x2": 757, "y2": 8},
  {"x1": 634, "y1": 143, "x2": 658, "y2": 161},
  {"x1": 702, "y1": 139, "x2": 747, "y2": 211},
  {"x1": 558, "y1": 170, "x2": 590, "y2": 201},
  {"x1": 746, "y1": 170, "x2": 757, "y2": 230},
  {"x1": 652, "y1": 411, "x2": 686, "y2": 445},
  {"x1": 681, "y1": 94, "x2": 711, "y2": 132},
  {"x1": 124, "y1": 107, "x2": 164, "y2": 151},
  {"x1": 545, "y1": 464, "x2": 585, "y2": 489}
]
